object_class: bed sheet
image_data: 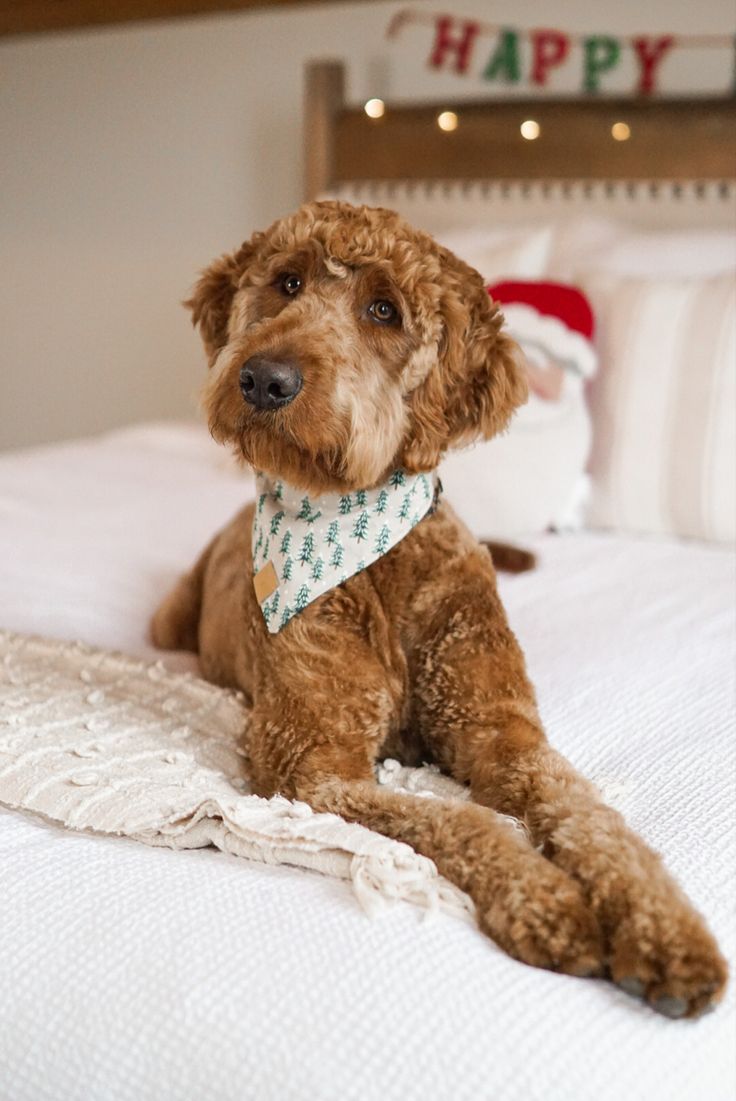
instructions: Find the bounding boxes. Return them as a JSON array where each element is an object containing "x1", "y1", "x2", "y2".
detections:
[{"x1": 0, "y1": 423, "x2": 734, "y2": 1101}]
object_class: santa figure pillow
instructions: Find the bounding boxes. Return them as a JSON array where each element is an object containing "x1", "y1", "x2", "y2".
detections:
[{"x1": 440, "y1": 280, "x2": 597, "y2": 539}]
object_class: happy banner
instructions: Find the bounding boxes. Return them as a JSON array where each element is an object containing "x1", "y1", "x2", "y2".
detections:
[{"x1": 387, "y1": 10, "x2": 735, "y2": 95}]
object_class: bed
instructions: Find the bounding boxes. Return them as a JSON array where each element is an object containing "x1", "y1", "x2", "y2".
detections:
[{"x1": 1, "y1": 63, "x2": 735, "y2": 1101}]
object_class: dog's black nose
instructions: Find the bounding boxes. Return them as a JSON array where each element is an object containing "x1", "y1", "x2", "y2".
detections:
[{"x1": 239, "y1": 356, "x2": 303, "y2": 411}]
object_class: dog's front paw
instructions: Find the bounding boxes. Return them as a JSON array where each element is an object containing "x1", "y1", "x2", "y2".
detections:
[
  {"x1": 478, "y1": 857, "x2": 604, "y2": 978},
  {"x1": 540, "y1": 801, "x2": 727, "y2": 1017},
  {"x1": 609, "y1": 888, "x2": 728, "y2": 1019}
]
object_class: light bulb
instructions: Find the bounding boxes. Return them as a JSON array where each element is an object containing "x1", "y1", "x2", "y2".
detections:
[
  {"x1": 364, "y1": 98, "x2": 385, "y2": 120},
  {"x1": 437, "y1": 110, "x2": 459, "y2": 132},
  {"x1": 520, "y1": 119, "x2": 540, "y2": 141}
]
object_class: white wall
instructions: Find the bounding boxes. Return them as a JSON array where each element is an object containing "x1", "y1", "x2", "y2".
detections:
[{"x1": 1, "y1": 0, "x2": 733, "y2": 450}]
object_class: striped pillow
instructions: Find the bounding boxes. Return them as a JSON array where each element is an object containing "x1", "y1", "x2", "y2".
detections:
[{"x1": 586, "y1": 272, "x2": 735, "y2": 544}]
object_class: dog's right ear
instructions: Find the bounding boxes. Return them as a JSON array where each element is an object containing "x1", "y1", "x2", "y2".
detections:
[{"x1": 184, "y1": 241, "x2": 256, "y2": 365}]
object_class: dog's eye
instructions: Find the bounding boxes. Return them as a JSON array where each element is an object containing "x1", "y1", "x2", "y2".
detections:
[
  {"x1": 368, "y1": 300, "x2": 399, "y2": 325},
  {"x1": 278, "y1": 273, "x2": 302, "y2": 297}
]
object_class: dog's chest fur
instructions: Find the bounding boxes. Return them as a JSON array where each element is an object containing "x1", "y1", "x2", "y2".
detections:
[{"x1": 196, "y1": 497, "x2": 493, "y2": 755}]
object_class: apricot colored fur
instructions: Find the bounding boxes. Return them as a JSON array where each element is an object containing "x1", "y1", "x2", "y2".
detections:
[{"x1": 152, "y1": 201, "x2": 726, "y2": 1017}]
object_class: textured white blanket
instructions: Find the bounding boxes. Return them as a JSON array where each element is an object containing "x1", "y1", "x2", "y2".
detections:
[
  {"x1": 0, "y1": 630, "x2": 472, "y2": 919},
  {"x1": 1, "y1": 424, "x2": 734, "y2": 1101}
]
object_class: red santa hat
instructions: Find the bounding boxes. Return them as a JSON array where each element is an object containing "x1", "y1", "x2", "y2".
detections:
[{"x1": 488, "y1": 280, "x2": 598, "y2": 379}]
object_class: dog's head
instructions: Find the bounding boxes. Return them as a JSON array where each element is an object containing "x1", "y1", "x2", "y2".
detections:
[{"x1": 191, "y1": 200, "x2": 527, "y2": 494}]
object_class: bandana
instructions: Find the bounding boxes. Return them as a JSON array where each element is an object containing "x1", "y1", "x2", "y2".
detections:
[{"x1": 252, "y1": 468, "x2": 440, "y2": 633}]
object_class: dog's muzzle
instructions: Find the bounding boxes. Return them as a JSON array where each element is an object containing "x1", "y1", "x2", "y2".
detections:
[{"x1": 239, "y1": 355, "x2": 303, "y2": 411}]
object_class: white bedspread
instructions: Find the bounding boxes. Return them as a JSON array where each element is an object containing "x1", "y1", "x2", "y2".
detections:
[{"x1": 0, "y1": 423, "x2": 734, "y2": 1101}]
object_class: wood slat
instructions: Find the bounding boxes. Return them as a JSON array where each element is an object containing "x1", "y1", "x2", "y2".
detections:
[
  {"x1": 333, "y1": 98, "x2": 736, "y2": 183},
  {"x1": 0, "y1": 0, "x2": 353, "y2": 37},
  {"x1": 304, "y1": 60, "x2": 345, "y2": 201}
]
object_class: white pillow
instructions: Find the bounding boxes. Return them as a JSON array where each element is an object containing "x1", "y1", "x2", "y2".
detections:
[
  {"x1": 549, "y1": 217, "x2": 736, "y2": 282},
  {"x1": 441, "y1": 393, "x2": 592, "y2": 540},
  {"x1": 436, "y1": 225, "x2": 553, "y2": 283},
  {"x1": 441, "y1": 281, "x2": 597, "y2": 541},
  {"x1": 586, "y1": 271, "x2": 736, "y2": 544}
]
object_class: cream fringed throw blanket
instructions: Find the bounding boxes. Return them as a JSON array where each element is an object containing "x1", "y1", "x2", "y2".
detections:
[{"x1": 0, "y1": 630, "x2": 475, "y2": 920}]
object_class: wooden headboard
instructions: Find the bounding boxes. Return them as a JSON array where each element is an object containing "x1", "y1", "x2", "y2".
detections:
[{"x1": 304, "y1": 60, "x2": 736, "y2": 200}]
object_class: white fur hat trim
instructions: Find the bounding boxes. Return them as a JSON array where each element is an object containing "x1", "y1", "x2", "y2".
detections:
[{"x1": 501, "y1": 302, "x2": 598, "y2": 378}]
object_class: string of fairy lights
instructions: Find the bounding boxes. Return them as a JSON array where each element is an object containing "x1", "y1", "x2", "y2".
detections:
[
  {"x1": 359, "y1": 10, "x2": 734, "y2": 142},
  {"x1": 362, "y1": 98, "x2": 634, "y2": 143}
]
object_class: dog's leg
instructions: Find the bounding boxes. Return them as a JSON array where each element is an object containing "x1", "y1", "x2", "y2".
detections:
[
  {"x1": 150, "y1": 538, "x2": 214, "y2": 652},
  {"x1": 247, "y1": 627, "x2": 602, "y2": 977},
  {"x1": 414, "y1": 574, "x2": 728, "y2": 1017},
  {"x1": 466, "y1": 726, "x2": 727, "y2": 1016},
  {"x1": 306, "y1": 775, "x2": 603, "y2": 975}
]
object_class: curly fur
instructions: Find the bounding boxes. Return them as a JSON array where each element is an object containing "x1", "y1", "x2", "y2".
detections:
[{"x1": 153, "y1": 200, "x2": 727, "y2": 1018}]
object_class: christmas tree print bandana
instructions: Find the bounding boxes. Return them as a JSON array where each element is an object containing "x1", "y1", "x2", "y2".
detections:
[{"x1": 252, "y1": 468, "x2": 440, "y2": 633}]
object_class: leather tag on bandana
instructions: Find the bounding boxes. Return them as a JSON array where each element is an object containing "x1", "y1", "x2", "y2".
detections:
[{"x1": 253, "y1": 560, "x2": 279, "y2": 605}]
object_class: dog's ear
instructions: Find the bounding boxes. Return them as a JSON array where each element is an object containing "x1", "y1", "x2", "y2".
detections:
[
  {"x1": 184, "y1": 241, "x2": 256, "y2": 365},
  {"x1": 401, "y1": 253, "x2": 528, "y2": 471}
]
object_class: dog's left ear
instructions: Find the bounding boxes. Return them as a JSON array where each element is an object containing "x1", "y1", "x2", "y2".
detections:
[
  {"x1": 184, "y1": 240, "x2": 257, "y2": 366},
  {"x1": 401, "y1": 254, "x2": 528, "y2": 471}
]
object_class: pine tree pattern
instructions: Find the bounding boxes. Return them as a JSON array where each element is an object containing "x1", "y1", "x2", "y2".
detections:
[
  {"x1": 311, "y1": 556, "x2": 325, "y2": 582},
  {"x1": 253, "y1": 468, "x2": 439, "y2": 634},
  {"x1": 298, "y1": 532, "x2": 315, "y2": 563},
  {"x1": 270, "y1": 510, "x2": 285, "y2": 536},
  {"x1": 329, "y1": 543, "x2": 344, "y2": 570},
  {"x1": 297, "y1": 498, "x2": 322, "y2": 525},
  {"x1": 398, "y1": 493, "x2": 412, "y2": 521},
  {"x1": 326, "y1": 519, "x2": 340, "y2": 545},
  {"x1": 351, "y1": 511, "x2": 370, "y2": 542},
  {"x1": 374, "y1": 524, "x2": 390, "y2": 555},
  {"x1": 261, "y1": 593, "x2": 277, "y2": 626}
]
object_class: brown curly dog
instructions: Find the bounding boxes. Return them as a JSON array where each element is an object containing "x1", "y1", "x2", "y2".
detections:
[{"x1": 151, "y1": 200, "x2": 726, "y2": 1018}]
